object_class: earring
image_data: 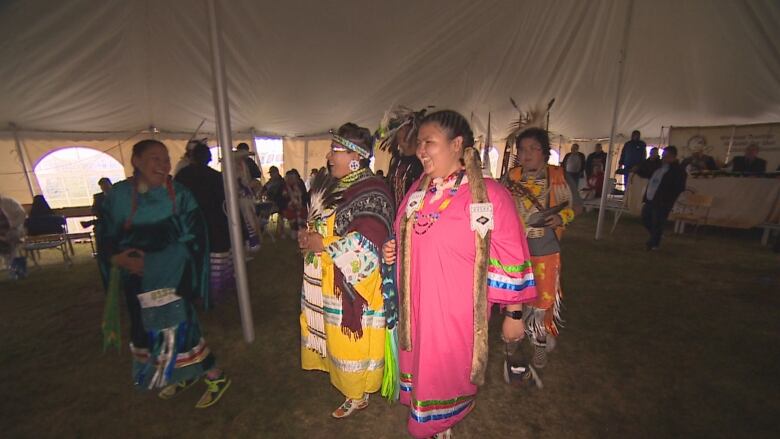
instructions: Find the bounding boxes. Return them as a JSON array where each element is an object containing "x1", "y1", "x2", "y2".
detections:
[{"x1": 349, "y1": 159, "x2": 360, "y2": 172}]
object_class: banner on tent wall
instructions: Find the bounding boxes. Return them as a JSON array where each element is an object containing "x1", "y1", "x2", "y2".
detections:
[{"x1": 669, "y1": 123, "x2": 780, "y2": 171}]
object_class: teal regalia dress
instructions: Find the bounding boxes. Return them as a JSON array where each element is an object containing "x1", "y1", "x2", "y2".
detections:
[{"x1": 99, "y1": 178, "x2": 215, "y2": 389}]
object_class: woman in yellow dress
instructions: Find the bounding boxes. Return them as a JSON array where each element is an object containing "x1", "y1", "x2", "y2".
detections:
[{"x1": 298, "y1": 123, "x2": 394, "y2": 418}]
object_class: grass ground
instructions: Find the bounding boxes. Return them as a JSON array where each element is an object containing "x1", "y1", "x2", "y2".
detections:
[{"x1": 1, "y1": 214, "x2": 779, "y2": 438}]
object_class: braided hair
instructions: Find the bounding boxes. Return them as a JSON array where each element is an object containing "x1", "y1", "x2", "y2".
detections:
[{"x1": 420, "y1": 110, "x2": 475, "y2": 150}]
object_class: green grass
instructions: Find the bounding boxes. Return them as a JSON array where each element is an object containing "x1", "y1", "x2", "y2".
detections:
[{"x1": 1, "y1": 215, "x2": 778, "y2": 438}]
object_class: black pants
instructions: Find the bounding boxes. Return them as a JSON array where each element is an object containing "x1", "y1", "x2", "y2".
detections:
[
  {"x1": 567, "y1": 172, "x2": 581, "y2": 190},
  {"x1": 641, "y1": 202, "x2": 671, "y2": 248}
]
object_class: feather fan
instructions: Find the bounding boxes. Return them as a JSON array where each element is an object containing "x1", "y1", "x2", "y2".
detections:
[{"x1": 306, "y1": 171, "x2": 342, "y2": 227}]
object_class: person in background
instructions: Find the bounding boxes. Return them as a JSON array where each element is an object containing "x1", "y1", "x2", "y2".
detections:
[
  {"x1": 504, "y1": 126, "x2": 579, "y2": 376},
  {"x1": 25, "y1": 195, "x2": 66, "y2": 236},
  {"x1": 298, "y1": 122, "x2": 393, "y2": 419},
  {"x1": 637, "y1": 145, "x2": 687, "y2": 251},
  {"x1": 281, "y1": 169, "x2": 308, "y2": 239},
  {"x1": 173, "y1": 139, "x2": 202, "y2": 176},
  {"x1": 236, "y1": 142, "x2": 263, "y2": 181},
  {"x1": 0, "y1": 193, "x2": 27, "y2": 279},
  {"x1": 90, "y1": 178, "x2": 114, "y2": 288},
  {"x1": 377, "y1": 107, "x2": 427, "y2": 211},
  {"x1": 262, "y1": 166, "x2": 287, "y2": 238},
  {"x1": 375, "y1": 169, "x2": 384, "y2": 178},
  {"x1": 729, "y1": 143, "x2": 767, "y2": 174},
  {"x1": 305, "y1": 168, "x2": 318, "y2": 191},
  {"x1": 619, "y1": 130, "x2": 647, "y2": 191},
  {"x1": 681, "y1": 147, "x2": 718, "y2": 173},
  {"x1": 647, "y1": 147, "x2": 660, "y2": 161},
  {"x1": 585, "y1": 143, "x2": 607, "y2": 180},
  {"x1": 81, "y1": 177, "x2": 113, "y2": 228},
  {"x1": 175, "y1": 142, "x2": 234, "y2": 302},
  {"x1": 99, "y1": 139, "x2": 230, "y2": 408},
  {"x1": 384, "y1": 110, "x2": 536, "y2": 438},
  {"x1": 561, "y1": 143, "x2": 586, "y2": 189}
]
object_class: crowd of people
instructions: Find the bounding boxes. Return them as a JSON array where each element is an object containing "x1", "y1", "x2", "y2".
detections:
[{"x1": 3, "y1": 108, "x2": 778, "y2": 438}]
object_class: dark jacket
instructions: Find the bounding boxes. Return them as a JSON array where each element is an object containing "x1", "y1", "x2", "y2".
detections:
[
  {"x1": 730, "y1": 156, "x2": 766, "y2": 174},
  {"x1": 637, "y1": 160, "x2": 687, "y2": 211},
  {"x1": 619, "y1": 139, "x2": 647, "y2": 168},
  {"x1": 244, "y1": 157, "x2": 263, "y2": 180}
]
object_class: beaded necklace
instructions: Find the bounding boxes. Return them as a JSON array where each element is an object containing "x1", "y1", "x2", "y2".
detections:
[
  {"x1": 412, "y1": 170, "x2": 465, "y2": 235},
  {"x1": 337, "y1": 167, "x2": 372, "y2": 191}
]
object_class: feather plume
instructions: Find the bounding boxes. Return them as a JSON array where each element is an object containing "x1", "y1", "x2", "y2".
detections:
[
  {"x1": 307, "y1": 171, "x2": 342, "y2": 225},
  {"x1": 375, "y1": 106, "x2": 433, "y2": 153},
  {"x1": 502, "y1": 101, "x2": 548, "y2": 174}
]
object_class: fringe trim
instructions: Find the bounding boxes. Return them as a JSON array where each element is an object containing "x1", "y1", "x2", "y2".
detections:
[
  {"x1": 302, "y1": 258, "x2": 327, "y2": 357},
  {"x1": 398, "y1": 175, "x2": 429, "y2": 352},
  {"x1": 464, "y1": 146, "x2": 491, "y2": 386}
]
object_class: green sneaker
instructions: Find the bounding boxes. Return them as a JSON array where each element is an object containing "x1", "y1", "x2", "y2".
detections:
[
  {"x1": 195, "y1": 373, "x2": 231, "y2": 408},
  {"x1": 158, "y1": 377, "x2": 199, "y2": 400}
]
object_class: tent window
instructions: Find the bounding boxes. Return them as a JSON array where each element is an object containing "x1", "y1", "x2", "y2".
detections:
[
  {"x1": 255, "y1": 137, "x2": 283, "y2": 175},
  {"x1": 34, "y1": 147, "x2": 126, "y2": 208},
  {"x1": 207, "y1": 139, "x2": 282, "y2": 178}
]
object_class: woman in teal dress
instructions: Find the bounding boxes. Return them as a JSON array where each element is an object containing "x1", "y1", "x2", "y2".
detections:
[{"x1": 99, "y1": 139, "x2": 230, "y2": 408}]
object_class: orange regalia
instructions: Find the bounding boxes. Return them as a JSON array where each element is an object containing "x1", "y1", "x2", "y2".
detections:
[{"x1": 503, "y1": 164, "x2": 575, "y2": 339}]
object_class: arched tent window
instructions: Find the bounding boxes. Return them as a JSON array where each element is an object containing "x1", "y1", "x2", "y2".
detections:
[{"x1": 34, "y1": 147, "x2": 126, "y2": 208}]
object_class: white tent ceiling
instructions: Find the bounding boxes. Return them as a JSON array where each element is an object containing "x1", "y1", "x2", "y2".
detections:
[{"x1": 1, "y1": 0, "x2": 778, "y2": 140}]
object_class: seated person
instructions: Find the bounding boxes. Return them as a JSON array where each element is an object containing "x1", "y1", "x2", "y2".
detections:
[
  {"x1": 729, "y1": 144, "x2": 766, "y2": 174},
  {"x1": 25, "y1": 195, "x2": 66, "y2": 236},
  {"x1": 681, "y1": 148, "x2": 718, "y2": 173}
]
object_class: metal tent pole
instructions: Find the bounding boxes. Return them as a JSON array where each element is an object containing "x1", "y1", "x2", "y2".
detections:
[
  {"x1": 596, "y1": 0, "x2": 635, "y2": 240},
  {"x1": 206, "y1": 0, "x2": 255, "y2": 343},
  {"x1": 10, "y1": 123, "x2": 37, "y2": 200}
]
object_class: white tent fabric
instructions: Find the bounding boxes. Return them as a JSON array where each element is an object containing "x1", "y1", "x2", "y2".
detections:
[{"x1": 1, "y1": 0, "x2": 779, "y2": 202}]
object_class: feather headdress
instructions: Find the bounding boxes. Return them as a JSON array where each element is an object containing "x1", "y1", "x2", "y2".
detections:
[
  {"x1": 375, "y1": 106, "x2": 432, "y2": 154},
  {"x1": 306, "y1": 170, "x2": 342, "y2": 227},
  {"x1": 500, "y1": 99, "x2": 548, "y2": 177}
]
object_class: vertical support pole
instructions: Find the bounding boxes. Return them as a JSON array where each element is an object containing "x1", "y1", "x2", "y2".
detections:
[
  {"x1": 10, "y1": 123, "x2": 36, "y2": 200},
  {"x1": 303, "y1": 140, "x2": 310, "y2": 177},
  {"x1": 206, "y1": 0, "x2": 255, "y2": 343},
  {"x1": 596, "y1": 0, "x2": 635, "y2": 240},
  {"x1": 725, "y1": 125, "x2": 736, "y2": 164}
]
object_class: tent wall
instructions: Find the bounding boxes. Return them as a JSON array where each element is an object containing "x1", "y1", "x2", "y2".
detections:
[
  {"x1": 0, "y1": 131, "x2": 252, "y2": 205},
  {"x1": 669, "y1": 123, "x2": 780, "y2": 170},
  {"x1": 282, "y1": 137, "x2": 393, "y2": 176}
]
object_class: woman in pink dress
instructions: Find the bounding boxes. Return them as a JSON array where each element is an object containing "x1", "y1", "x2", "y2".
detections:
[{"x1": 383, "y1": 110, "x2": 537, "y2": 438}]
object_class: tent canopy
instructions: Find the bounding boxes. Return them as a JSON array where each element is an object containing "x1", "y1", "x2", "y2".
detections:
[
  {"x1": 1, "y1": 0, "x2": 778, "y2": 139},
  {"x1": 1, "y1": 0, "x2": 779, "y2": 204}
]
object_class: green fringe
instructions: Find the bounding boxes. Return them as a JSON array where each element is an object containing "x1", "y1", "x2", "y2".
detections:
[{"x1": 380, "y1": 327, "x2": 400, "y2": 402}]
